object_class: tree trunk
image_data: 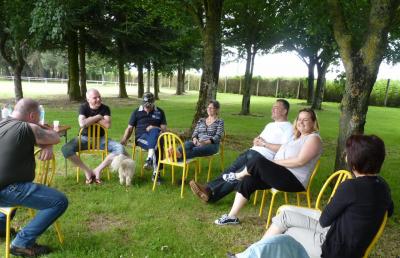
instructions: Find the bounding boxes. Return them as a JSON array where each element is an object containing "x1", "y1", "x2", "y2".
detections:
[
  {"x1": 13, "y1": 63, "x2": 24, "y2": 101},
  {"x1": 328, "y1": 0, "x2": 398, "y2": 170},
  {"x1": 240, "y1": 46, "x2": 256, "y2": 115},
  {"x1": 146, "y1": 61, "x2": 151, "y2": 92},
  {"x1": 334, "y1": 61, "x2": 377, "y2": 170},
  {"x1": 78, "y1": 29, "x2": 87, "y2": 98},
  {"x1": 306, "y1": 60, "x2": 316, "y2": 104},
  {"x1": 137, "y1": 61, "x2": 144, "y2": 98},
  {"x1": 191, "y1": 0, "x2": 223, "y2": 131},
  {"x1": 117, "y1": 58, "x2": 127, "y2": 98},
  {"x1": 182, "y1": 68, "x2": 186, "y2": 93},
  {"x1": 312, "y1": 63, "x2": 328, "y2": 110},
  {"x1": 153, "y1": 63, "x2": 159, "y2": 100},
  {"x1": 67, "y1": 30, "x2": 81, "y2": 101},
  {"x1": 176, "y1": 63, "x2": 183, "y2": 95}
]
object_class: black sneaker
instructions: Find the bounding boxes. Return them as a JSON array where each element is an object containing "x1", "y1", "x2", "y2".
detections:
[
  {"x1": 10, "y1": 243, "x2": 51, "y2": 257},
  {"x1": 143, "y1": 158, "x2": 153, "y2": 170},
  {"x1": 222, "y1": 172, "x2": 239, "y2": 183},
  {"x1": 214, "y1": 214, "x2": 240, "y2": 225},
  {"x1": 151, "y1": 173, "x2": 163, "y2": 185}
]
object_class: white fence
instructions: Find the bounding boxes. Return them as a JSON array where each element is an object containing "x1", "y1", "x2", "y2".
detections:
[{"x1": 0, "y1": 76, "x2": 138, "y2": 87}]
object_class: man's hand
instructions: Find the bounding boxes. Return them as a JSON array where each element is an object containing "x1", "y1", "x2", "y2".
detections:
[
  {"x1": 38, "y1": 145, "x2": 54, "y2": 160},
  {"x1": 146, "y1": 125, "x2": 157, "y2": 132},
  {"x1": 120, "y1": 138, "x2": 128, "y2": 146}
]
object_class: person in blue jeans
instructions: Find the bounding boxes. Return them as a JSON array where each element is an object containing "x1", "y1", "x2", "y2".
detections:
[
  {"x1": 171, "y1": 100, "x2": 224, "y2": 161},
  {"x1": 62, "y1": 89, "x2": 125, "y2": 184},
  {"x1": 0, "y1": 99, "x2": 68, "y2": 257},
  {"x1": 120, "y1": 92, "x2": 167, "y2": 183},
  {"x1": 189, "y1": 99, "x2": 293, "y2": 203}
]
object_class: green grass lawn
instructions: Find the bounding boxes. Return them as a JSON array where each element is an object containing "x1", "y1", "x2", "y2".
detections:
[{"x1": 0, "y1": 82, "x2": 399, "y2": 257}]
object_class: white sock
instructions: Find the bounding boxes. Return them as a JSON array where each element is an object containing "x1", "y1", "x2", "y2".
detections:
[{"x1": 147, "y1": 149, "x2": 154, "y2": 159}]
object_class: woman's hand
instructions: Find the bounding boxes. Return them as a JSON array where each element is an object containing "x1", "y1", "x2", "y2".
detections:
[{"x1": 192, "y1": 138, "x2": 199, "y2": 146}]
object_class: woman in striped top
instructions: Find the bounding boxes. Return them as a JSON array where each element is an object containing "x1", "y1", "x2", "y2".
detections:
[{"x1": 172, "y1": 100, "x2": 224, "y2": 160}]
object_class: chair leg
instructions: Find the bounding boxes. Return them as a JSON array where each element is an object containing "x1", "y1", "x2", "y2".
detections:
[
  {"x1": 253, "y1": 190, "x2": 259, "y2": 205},
  {"x1": 5, "y1": 213, "x2": 11, "y2": 258},
  {"x1": 172, "y1": 166, "x2": 175, "y2": 184},
  {"x1": 140, "y1": 149, "x2": 144, "y2": 177},
  {"x1": 76, "y1": 167, "x2": 80, "y2": 183},
  {"x1": 266, "y1": 191, "x2": 278, "y2": 229},
  {"x1": 180, "y1": 167, "x2": 186, "y2": 198},
  {"x1": 206, "y1": 158, "x2": 213, "y2": 182},
  {"x1": 53, "y1": 221, "x2": 64, "y2": 244},
  {"x1": 296, "y1": 193, "x2": 301, "y2": 206},
  {"x1": 152, "y1": 163, "x2": 162, "y2": 192},
  {"x1": 284, "y1": 193, "x2": 289, "y2": 204},
  {"x1": 259, "y1": 190, "x2": 268, "y2": 217}
]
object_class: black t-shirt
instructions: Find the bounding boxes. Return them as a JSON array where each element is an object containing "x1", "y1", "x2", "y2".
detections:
[
  {"x1": 0, "y1": 118, "x2": 36, "y2": 189},
  {"x1": 79, "y1": 103, "x2": 110, "y2": 136},
  {"x1": 320, "y1": 176, "x2": 394, "y2": 258},
  {"x1": 128, "y1": 106, "x2": 167, "y2": 140}
]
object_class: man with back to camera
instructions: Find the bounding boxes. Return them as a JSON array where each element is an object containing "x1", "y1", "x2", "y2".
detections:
[
  {"x1": 120, "y1": 92, "x2": 167, "y2": 184},
  {"x1": 0, "y1": 98, "x2": 68, "y2": 257},
  {"x1": 189, "y1": 99, "x2": 293, "y2": 203},
  {"x1": 61, "y1": 88, "x2": 125, "y2": 184}
]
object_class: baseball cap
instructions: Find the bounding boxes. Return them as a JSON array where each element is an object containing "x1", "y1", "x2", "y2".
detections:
[{"x1": 143, "y1": 92, "x2": 155, "y2": 104}]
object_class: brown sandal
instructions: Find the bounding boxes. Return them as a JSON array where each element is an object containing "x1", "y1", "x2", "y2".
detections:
[
  {"x1": 95, "y1": 178, "x2": 102, "y2": 184},
  {"x1": 85, "y1": 177, "x2": 94, "y2": 185}
]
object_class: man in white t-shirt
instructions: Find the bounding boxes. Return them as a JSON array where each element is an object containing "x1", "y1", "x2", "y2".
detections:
[{"x1": 189, "y1": 99, "x2": 293, "y2": 203}]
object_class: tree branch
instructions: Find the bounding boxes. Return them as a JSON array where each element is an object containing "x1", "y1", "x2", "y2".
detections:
[{"x1": 328, "y1": 0, "x2": 352, "y2": 64}]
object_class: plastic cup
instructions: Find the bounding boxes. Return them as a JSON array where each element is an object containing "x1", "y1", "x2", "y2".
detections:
[{"x1": 53, "y1": 120, "x2": 60, "y2": 128}]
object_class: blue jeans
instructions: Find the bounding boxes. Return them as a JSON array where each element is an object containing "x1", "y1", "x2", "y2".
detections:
[
  {"x1": 136, "y1": 128, "x2": 161, "y2": 150},
  {"x1": 178, "y1": 141, "x2": 219, "y2": 160},
  {"x1": 0, "y1": 182, "x2": 68, "y2": 248},
  {"x1": 62, "y1": 136, "x2": 125, "y2": 158},
  {"x1": 207, "y1": 149, "x2": 263, "y2": 202}
]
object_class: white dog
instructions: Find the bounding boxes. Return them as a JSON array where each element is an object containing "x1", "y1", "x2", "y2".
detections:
[{"x1": 110, "y1": 154, "x2": 135, "y2": 186}]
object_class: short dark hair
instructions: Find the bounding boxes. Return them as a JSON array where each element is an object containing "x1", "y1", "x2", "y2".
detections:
[
  {"x1": 276, "y1": 99, "x2": 290, "y2": 113},
  {"x1": 346, "y1": 134, "x2": 385, "y2": 174},
  {"x1": 208, "y1": 100, "x2": 220, "y2": 110}
]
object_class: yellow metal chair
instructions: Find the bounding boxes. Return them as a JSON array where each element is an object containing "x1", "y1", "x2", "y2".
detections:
[
  {"x1": 257, "y1": 160, "x2": 321, "y2": 227},
  {"x1": 131, "y1": 133, "x2": 148, "y2": 177},
  {"x1": 152, "y1": 132, "x2": 199, "y2": 198},
  {"x1": 275, "y1": 170, "x2": 354, "y2": 228},
  {"x1": 0, "y1": 149, "x2": 64, "y2": 258},
  {"x1": 275, "y1": 170, "x2": 388, "y2": 257},
  {"x1": 197, "y1": 132, "x2": 226, "y2": 182},
  {"x1": 362, "y1": 211, "x2": 388, "y2": 258},
  {"x1": 76, "y1": 123, "x2": 110, "y2": 182}
]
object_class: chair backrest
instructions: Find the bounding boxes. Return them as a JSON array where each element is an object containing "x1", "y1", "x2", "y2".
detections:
[
  {"x1": 78, "y1": 123, "x2": 108, "y2": 154},
  {"x1": 158, "y1": 132, "x2": 186, "y2": 164},
  {"x1": 362, "y1": 211, "x2": 388, "y2": 258},
  {"x1": 315, "y1": 170, "x2": 353, "y2": 210},
  {"x1": 305, "y1": 160, "x2": 321, "y2": 193},
  {"x1": 34, "y1": 149, "x2": 56, "y2": 187}
]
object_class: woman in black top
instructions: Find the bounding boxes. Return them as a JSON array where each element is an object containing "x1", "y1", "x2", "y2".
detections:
[{"x1": 232, "y1": 135, "x2": 393, "y2": 258}]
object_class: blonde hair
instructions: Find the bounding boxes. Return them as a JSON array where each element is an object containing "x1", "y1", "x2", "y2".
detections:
[{"x1": 293, "y1": 108, "x2": 319, "y2": 139}]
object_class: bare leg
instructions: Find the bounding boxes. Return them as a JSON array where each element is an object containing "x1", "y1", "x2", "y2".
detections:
[
  {"x1": 93, "y1": 153, "x2": 116, "y2": 179},
  {"x1": 235, "y1": 166, "x2": 251, "y2": 180},
  {"x1": 228, "y1": 192, "x2": 248, "y2": 217},
  {"x1": 262, "y1": 224, "x2": 284, "y2": 239},
  {"x1": 68, "y1": 154, "x2": 94, "y2": 179}
]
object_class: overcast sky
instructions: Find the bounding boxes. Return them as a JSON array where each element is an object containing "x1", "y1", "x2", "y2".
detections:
[{"x1": 218, "y1": 52, "x2": 400, "y2": 80}]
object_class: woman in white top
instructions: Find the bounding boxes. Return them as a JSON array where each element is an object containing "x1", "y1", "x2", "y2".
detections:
[{"x1": 215, "y1": 108, "x2": 322, "y2": 225}]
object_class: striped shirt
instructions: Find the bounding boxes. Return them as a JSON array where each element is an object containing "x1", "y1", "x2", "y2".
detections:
[{"x1": 192, "y1": 118, "x2": 224, "y2": 144}]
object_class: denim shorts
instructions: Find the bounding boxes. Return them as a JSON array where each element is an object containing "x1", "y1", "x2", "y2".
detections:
[{"x1": 62, "y1": 136, "x2": 125, "y2": 158}]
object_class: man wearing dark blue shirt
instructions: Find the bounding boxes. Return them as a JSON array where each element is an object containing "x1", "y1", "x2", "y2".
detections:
[{"x1": 120, "y1": 92, "x2": 167, "y2": 183}]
